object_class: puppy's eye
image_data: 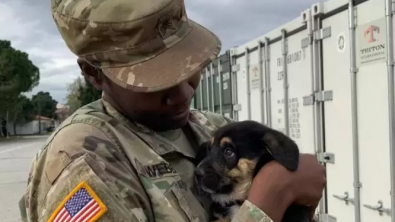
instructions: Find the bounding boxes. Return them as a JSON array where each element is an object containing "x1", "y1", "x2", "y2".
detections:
[
  {"x1": 224, "y1": 147, "x2": 235, "y2": 157},
  {"x1": 223, "y1": 146, "x2": 237, "y2": 167}
]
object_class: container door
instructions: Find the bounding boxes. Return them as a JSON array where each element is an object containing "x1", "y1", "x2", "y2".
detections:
[
  {"x1": 248, "y1": 47, "x2": 265, "y2": 123},
  {"x1": 213, "y1": 60, "x2": 221, "y2": 114},
  {"x1": 268, "y1": 38, "x2": 286, "y2": 133},
  {"x1": 202, "y1": 70, "x2": 208, "y2": 111},
  {"x1": 285, "y1": 26, "x2": 315, "y2": 154},
  {"x1": 321, "y1": 7, "x2": 356, "y2": 222},
  {"x1": 221, "y1": 52, "x2": 233, "y2": 119},
  {"x1": 355, "y1": 0, "x2": 391, "y2": 221},
  {"x1": 207, "y1": 66, "x2": 214, "y2": 113},
  {"x1": 195, "y1": 74, "x2": 202, "y2": 110},
  {"x1": 234, "y1": 52, "x2": 249, "y2": 121}
]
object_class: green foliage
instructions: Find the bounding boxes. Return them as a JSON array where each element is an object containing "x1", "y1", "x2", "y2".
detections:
[
  {"x1": 77, "y1": 77, "x2": 102, "y2": 107},
  {"x1": 31, "y1": 91, "x2": 58, "y2": 119},
  {"x1": 0, "y1": 40, "x2": 40, "y2": 94},
  {"x1": 7, "y1": 95, "x2": 35, "y2": 134},
  {"x1": 66, "y1": 76, "x2": 83, "y2": 114},
  {"x1": 0, "y1": 39, "x2": 40, "y2": 123},
  {"x1": 15, "y1": 95, "x2": 35, "y2": 124},
  {"x1": 1, "y1": 94, "x2": 37, "y2": 136}
]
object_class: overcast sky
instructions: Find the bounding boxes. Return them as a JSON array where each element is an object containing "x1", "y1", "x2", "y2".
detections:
[{"x1": 0, "y1": 0, "x2": 320, "y2": 104}]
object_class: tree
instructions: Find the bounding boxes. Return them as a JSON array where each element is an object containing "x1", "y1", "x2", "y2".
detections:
[
  {"x1": 0, "y1": 40, "x2": 40, "y2": 123},
  {"x1": 0, "y1": 40, "x2": 40, "y2": 94},
  {"x1": 77, "y1": 77, "x2": 102, "y2": 106},
  {"x1": 66, "y1": 76, "x2": 83, "y2": 114},
  {"x1": 31, "y1": 91, "x2": 58, "y2": 134},
  {"x1": 7, "y1": 95, "x2": 35, "y2": 135}
]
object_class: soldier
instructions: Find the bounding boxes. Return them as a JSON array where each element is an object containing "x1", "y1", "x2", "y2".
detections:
[{"x1": 19, "y1": 0, "x2": 326, "y2": 221}]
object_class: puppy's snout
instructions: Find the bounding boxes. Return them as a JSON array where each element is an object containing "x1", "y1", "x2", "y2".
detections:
[
  {"x1": 194, "y1": 168, "x2": 205, "y2": 179},
  {"x1": 201, "y1": 173, "x2": 220, "y2": 191}
]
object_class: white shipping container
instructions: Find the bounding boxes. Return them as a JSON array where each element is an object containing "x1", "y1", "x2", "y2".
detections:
[{"x1": 193, "y1": 0, "x2": 395, "y2": 221}]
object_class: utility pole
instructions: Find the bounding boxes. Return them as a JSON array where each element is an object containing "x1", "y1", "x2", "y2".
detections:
[
  {"x1": 38, "y1": 102, "x2": 41, "y2": 135},
  {"x1": 6, "y1": 111, "x2": 9, "y2": 139}
]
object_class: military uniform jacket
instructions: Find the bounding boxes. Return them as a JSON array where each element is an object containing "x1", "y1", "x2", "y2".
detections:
[{"x1": 19, "y1": 99, "x2": 273, "y2": 222}]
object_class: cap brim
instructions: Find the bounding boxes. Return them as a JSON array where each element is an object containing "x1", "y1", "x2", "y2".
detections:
[{"x1": 100, "y1": 20, "x2": 221, "y2": 93}]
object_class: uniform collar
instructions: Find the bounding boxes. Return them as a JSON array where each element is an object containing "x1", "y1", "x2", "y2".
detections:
[{"x1": 100, "y1": 98, "x2": 212, "y2": 156}]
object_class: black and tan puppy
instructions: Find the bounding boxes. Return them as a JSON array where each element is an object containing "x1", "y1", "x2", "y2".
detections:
[{"x1": 193, "y1": 120, "x2": 315, "y2": 222}]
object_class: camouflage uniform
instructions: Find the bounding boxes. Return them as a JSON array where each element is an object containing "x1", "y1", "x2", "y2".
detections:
[
  {"x1": 19, "y1": 99, "x2": 273, "y2": 222},
  {"x1": 18, "y1": 0, "x2": 274, "y2": 221}
]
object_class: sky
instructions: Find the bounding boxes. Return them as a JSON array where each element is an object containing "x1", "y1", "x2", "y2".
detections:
[{"x1": 0, "y1": 0, "x2": 321, "y2": 105}]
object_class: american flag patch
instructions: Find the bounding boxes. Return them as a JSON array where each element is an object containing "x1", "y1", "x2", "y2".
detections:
[{"x1": 48, "y1": 181, "x2": 107, "y2": 222}]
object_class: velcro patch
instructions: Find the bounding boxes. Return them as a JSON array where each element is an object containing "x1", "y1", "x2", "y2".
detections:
[
  {"x1": 144, "y1": 162, "x2": 177, "y2": 178},
  {"x1": 47, "y1": 181, "x2": 107, "y2": 222}
]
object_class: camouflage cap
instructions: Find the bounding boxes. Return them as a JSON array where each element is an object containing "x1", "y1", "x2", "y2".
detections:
[{"x1": 51, "y1": 0, "x2": 221, "y2": 92}]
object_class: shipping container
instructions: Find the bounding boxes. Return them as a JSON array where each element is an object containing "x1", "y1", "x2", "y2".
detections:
[{"x1": 192, "y1": 0, "x2": 395, "y2": 221}]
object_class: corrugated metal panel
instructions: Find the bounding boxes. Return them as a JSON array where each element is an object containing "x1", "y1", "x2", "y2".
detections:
[
  {"x1": 221, "y1": 52, "x2": 233, "y2": 107},
  {"x1": 201, "y1": 69, "x2": 208, "y2": 110},
  {"x1": 195, "y1": 79, "x2": 202, "y2": 109},
  {"x1": 191, "y1": 0, "x2": 395, "y2": 222},
  {"x1": 213, "y1": 60, "x2": 220, "y2": 107}
]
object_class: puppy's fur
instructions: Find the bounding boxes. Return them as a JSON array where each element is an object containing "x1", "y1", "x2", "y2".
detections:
[{"x1": 193, "y1": 120, "x2": 315, "y2": 222}]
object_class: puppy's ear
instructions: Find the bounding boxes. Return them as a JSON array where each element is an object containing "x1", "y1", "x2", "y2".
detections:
[
  {"x1": 261, "y1": 132, "x2": 299, "y2": 171},
  {"x1": 193, "y1": 141, "x2": 211, "y2": 166}
]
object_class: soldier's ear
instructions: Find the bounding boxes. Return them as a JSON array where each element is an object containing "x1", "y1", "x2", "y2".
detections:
[{"x1": 77, "y1": 58, "x2": 105, "y2": 91}]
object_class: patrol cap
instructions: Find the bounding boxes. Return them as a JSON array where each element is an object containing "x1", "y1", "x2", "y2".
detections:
[{"x1": 51, "y1": 0, "x2": 221, "y2": 92}]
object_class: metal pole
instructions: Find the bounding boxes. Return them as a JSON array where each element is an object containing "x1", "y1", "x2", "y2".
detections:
[
  {"x1": 230, "y1": 52, "x2": 238, "y2": 121},
  {"x1": 385, "y1": 0, "x2": 395, "y2": 220},
  {"x1": 218, "y1": 59, "x2": 223, "y2": 115},
  {"x1": 265, "y1": 37, "x2": 272, "y2": 127},
  {"x1": 206, "y1": 68, "x2": 210, "y2": 112},
  {"x1": 258, "y1": 41, "x2": 265, "y2": 124},
  {"x1": 306, "y1": 9, "x2": 318, "y2": 154},
  {"x1": 312, "y1": 13, "x2": 326, "y2": 219},
  {"x1": 281, "y1": 29, "x2": 290, "y2": 136},
  {"x1": 210, "y1": 63, "x2": 215, "y2": 113},
  {"x1": 6, "y1": 111, "x2": 9, "y2": 139},
  {"x1": 349, "y1": 1, "x2": 361, "y2": 222},
  {"x1": 199, "y1": 76, "x2": 204, "y2": 111},
  {"x1": 245, "y1": 48, "x2": 251, "y2": 120}
]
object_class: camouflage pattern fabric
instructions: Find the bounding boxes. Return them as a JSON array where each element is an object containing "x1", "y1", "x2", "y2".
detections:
[
  {"x1": 19, "y1": 99, "x2": 273, "y2": 222},
  {"x1": 50, "y1": 0, "x2": 221, "y2": 93}
]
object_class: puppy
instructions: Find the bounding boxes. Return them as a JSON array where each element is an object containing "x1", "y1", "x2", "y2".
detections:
[{"x1": 193, "y1": 120, "x2": 315, "y2": 222}]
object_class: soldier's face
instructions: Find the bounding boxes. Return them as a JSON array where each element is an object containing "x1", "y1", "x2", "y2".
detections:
[
  {"x1": 80, "y1": 60, "x2": 201, "y2": 131},
  {"x1": 108, "y1": 72, "x2": 201, "y2": 131}
]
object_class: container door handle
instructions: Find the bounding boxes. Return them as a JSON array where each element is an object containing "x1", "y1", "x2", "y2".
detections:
[
  {"x1": 363, "y1": 200, "x2": 391, "y2": 216},
  {"x1": 333, "y1": 192, "x2": 354, "y2": 205}
]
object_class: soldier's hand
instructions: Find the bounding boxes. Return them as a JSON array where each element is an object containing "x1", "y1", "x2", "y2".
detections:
[{"x1": 247, "y1": 154, "x2": 326, "y2": 222}]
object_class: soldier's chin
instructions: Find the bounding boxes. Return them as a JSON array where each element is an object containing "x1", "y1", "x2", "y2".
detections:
[{"x1": 148, "y1": 118, "x2": 188, "y2": 131}]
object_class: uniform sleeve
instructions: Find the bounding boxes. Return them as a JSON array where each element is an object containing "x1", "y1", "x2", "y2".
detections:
[
  {"x1": 231, "y1": 200, "x2": 274, "y2": 222},
  {"x1": 24, "y1": 123, "x2": 154, "y2": 222}
]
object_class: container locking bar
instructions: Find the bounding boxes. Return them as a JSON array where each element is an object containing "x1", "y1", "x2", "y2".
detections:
[
  {"x1": 316, "y1": 152, "x2": 335, "y2": 164},
  {"x1": 317, "y1": 213, "x2": 337, "y2": 222},
  {"x1": 316, "y1": 90, "x2": 333, "y2": 102},
  {"x1": 314, "y1": 26, "x2": 332, "y2": 41},
  {"x1": 303, "y1": 90, "x2": 333, "y2": 106},
  {"x1": 301, "y1": 36, "x2": 313, "y2": 49},
  {"x1": 233, "y1": 104, "x2": 242, "y2": 112},
  {"x1": 333, "y1": 192, "x2": 354, "y2": 205},
  {"x1": 363, "y1": 200, "x2": 391, "y2": 216}
]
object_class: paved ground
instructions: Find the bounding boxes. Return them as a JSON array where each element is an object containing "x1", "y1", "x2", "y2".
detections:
[{"x1": 0, "y1": 135, "x2": 49, "y2": 222}]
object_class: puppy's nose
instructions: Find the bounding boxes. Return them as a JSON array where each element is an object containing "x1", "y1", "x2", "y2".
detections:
[{"x1": 194, "y1": 168, "x2": 205, "y2": 179}]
